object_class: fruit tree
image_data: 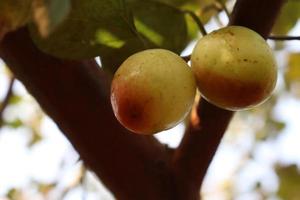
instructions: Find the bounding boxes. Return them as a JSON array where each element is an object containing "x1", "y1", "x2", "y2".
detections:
[{"x1": 2, "y1": 0, "x2": 299, "y2": 199}]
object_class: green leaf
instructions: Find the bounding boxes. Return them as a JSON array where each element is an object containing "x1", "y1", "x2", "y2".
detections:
[
  {"x1": 272, "y1": 1, "x2": 300, "y2": 50},
  {"x1": 155, "y1": 0, "x2": 197, "y2": 7},
  {"x1": 270, "y1": 119, "x2": 286, "y2": 131},
  {"x1": 8, "y1": 94, "x2": 22, "y2": 105},
  {"x1": 285, "y1": 53, "x2": 300, "y2": 98},
  {"x1": 30, "y1": 0, "x2": 188, "y2": 72},
  {"x1": 37, "y1": 182, "x2": 56, "y2": 194},
  {"x1": 47, "y1": 0, "x2": 71, "y2": 30},
  {"x1": 255, "y1": 118, "x2": 285, "y2": 141},
  {"x1": 102, "y1": 0, "x2": 188, "y2": 72},
  {"x1": 185, "y1": 13, "x2": 199, "y2": 41},
  {"x1": 197, "y1": 0, "x2": 229, "y2": 24},
  {"x1": 32, "y1": 0, "x2": 71, "y2": 37},
  {"x1": 6, "y1": 188, "x2": 22, "y2": 200},
  {"x1": 272, "y1": 1, "x2": 300, "y2": 35},
  {"x1": 276, "y1": 164, "x2": 300, "y2": 200},
  {"x1": 28, "y1": 128, "x2": 43, "y2": 147},
  {"x1": 30, "y1": 0, "x2": 142, "y2": 59},
  {"x1": 5, "y1": 118, "x2": 23, "y2": 128},
  {"x1": 130, "y1": 0, "x2": 187, "y2": 52}
]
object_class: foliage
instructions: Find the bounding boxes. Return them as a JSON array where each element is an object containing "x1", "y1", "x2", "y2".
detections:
[
  {"x1": 1, "y1": 0, "x2": 300, "y2": 199},
  {"x1": 272, "y1": 0, "x2": 300, "y2": 35},
  {"x1": 276, "y1": 164, "x2": 300, "y2": 200},
  {"x1": 29, "y1": 0, "x2": 189, "y2": 72},
  {"x1": 285, "y1": 53, "x2": 300, "y2": 98},
  {"x1": 0, "y1": 0, "x2": 70, "y2": 39}
]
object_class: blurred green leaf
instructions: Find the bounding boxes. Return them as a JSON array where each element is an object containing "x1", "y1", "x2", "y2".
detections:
[
  {"x1": 102, "y1": 0, "x2": 189, "y2": 72},
  {"x1": 272, "y1": 1, "x2": 300, "y2": 49},
  {"x1": 199, "y1": 0, "x2": 218, "y2": 24},
  {"x1": 155, "y1": 0, "x2": 197, "y2": 7},
  {"x1": 28, "y1": 128, "x2": 43, "y2": 147},
  {"x1": 32, "y1": 0, "x2": 71, "y2": 37},
  {"x1": 255, "y1": 118, "x2": 286, "y2": 140},
  {"x1": 38, "y1": 182, "x2": 56, "y2": 194},
  {"x1": 198, "y1": 0, "x2": 228, "y2": 24},
  {"x1": 285, "y1": 53, "x2": 300, "y2": 97},
  {"x1": 5, "y1": 118, "x2": 23, "y2": 128},
  {"x1": 8, "y1": 94, "x2": 22, "y2": 105},
  {"x1": 47, "y1": 0, "x2": 71, "y2": 31},
  {"x1": 272, "y1": 1, "x2": 300, "y2": 35},
  {"x1": 30, "y1": 0, "x2": 144, "y2": 59},
  {"x1": 185, "y1": 13, "x2": 199, "y2": 41},
  {"x1": 6, "y1": 188, "x2": 22, "y2": 200},
  {"x1": 130, "y1": 0, "x2": 187, "y2": 50},
  {"x1": 269, "y1": 118, "x2": 286, "y2": 131},
  {"x1": 276, "y1": 164, "x2": 300, "y2": 200},
  {"x1": 30, "y1": 0, "x2": 188, "y2": 72}
]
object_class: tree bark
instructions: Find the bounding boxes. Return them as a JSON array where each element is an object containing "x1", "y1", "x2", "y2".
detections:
[
  {"x1": 172, "y1": 0, "x2": 285, "y2": 199},
  {"x1": 0, "y1": 0, "x2": 284, "y2": 199},
  {"x1": 0, "y1": 29, "x2": 174, "y2": 200}
]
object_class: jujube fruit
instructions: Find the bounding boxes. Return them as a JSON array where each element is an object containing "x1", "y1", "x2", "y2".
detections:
[
  {"x1": 191, "y1": 26, "x2": 277, "y2": 111},
  {"x1": 111, "y1": 49, "x2": 196, "y2": 135}
]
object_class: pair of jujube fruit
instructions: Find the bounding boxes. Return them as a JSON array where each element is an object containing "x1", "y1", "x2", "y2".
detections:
[{"x1": 110, "y1": 26, "x2": 278, "y2": 135}]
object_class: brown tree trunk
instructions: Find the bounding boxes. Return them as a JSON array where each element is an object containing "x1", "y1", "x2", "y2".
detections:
[{"x1": 0, "y1": 0, "x2": 284, "y2": 199}]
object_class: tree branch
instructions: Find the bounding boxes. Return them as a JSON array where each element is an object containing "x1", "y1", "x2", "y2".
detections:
[
  {"x1": 172, "y1": 100, "x2": 233, "y2": 199},
  {"x1": 0, "y1": 28, "x2": 174, "y2": 200},
  {"x1": 172, "y1": 0, "x2": 285, "y2": 199},
  {"x1": 229, "y1": 0, "x2": 285, "y2": 39},
  {"x1": 0, "y1": 0, "x2": 286, "y2": 199},
  {"x1": 0, "y1": 77, "x2": 14, "y2": 124}
]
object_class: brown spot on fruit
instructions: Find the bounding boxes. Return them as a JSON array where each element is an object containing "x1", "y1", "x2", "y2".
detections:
[
  {"x1": 227, "y1": 30, "x2": 234, "y2": 36},
  {"x1": 110, "y1": 49, "x2": 196, "y2": 134},
  {"x1": 111, "y1": 81, "x2": 154, "y2": 134}
]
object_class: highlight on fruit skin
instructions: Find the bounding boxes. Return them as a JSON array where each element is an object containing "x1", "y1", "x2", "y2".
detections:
[
  {"x1": 191, "y1": 26, "x2": 278, "y2": 111},
  {"x1": 111, "y1": 49, "x2": 196, "y2": 135}
]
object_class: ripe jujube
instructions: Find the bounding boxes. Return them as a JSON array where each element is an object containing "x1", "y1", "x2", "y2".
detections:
[
  {"x1": 191, "y1": 26, "x2": 277, "y2": 110},
  {"x1": 111, "y1": 49, "x2": 196, "y2": 135}
]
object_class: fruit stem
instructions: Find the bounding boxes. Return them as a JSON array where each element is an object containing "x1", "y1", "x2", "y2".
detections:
[{"x1": 183, "y1": 10, "x2": 207, "y2": 36}]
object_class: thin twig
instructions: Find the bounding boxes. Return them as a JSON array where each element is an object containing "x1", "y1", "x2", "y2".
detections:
[
  {"x1": 0, "y1": 77, "x2": 15, "y2": 123},
  {"x1": 268, "y1": 35, "x2": 300, "y2": 40},
  {"x1": 80, "y1": 165, "x2": 87, "y2": 200},
  {"x1": 183, "y1": 10, "x2": 207, "y2": 36},
  {"x1": 215, "y1": 0, "x2": 230, "y2": 18}
]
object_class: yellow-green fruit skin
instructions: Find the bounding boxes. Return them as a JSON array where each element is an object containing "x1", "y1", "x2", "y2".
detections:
[
  {"x1": 191, "y1": 26, "x2": 277, "y2": 111},
  {"x1": 111, "y1": 49, "x2": 196, "y2": 135}
]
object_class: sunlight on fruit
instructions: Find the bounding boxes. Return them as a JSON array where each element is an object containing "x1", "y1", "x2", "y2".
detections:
[
  {"x1": 111, "y1": 49, "x2": 196, "y2": 134},
  {"x1": 191, "y1": 26, "x2": 278, "y2": 111}
]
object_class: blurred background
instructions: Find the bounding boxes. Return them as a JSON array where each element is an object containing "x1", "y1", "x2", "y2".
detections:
[{"x1": 1, "y1": 0, "x2": 300, "y2": 199}]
